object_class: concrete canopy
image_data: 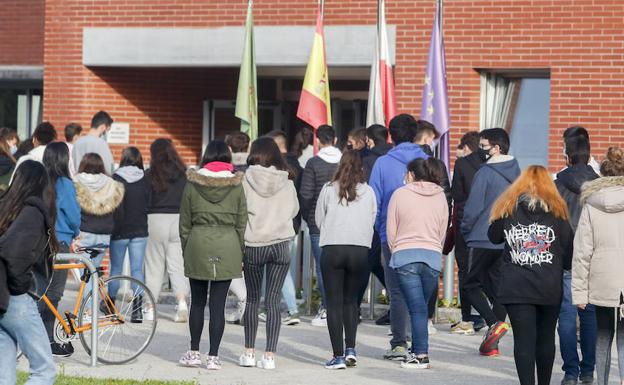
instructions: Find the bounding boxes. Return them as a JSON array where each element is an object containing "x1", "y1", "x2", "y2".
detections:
[{"x1": 82, "y1": 26, "x2": 396, "y2": 67}]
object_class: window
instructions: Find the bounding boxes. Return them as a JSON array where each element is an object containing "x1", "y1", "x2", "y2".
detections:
[
  {"x1": 0, "y1": 88, "x2": 42, "y2": 140},
  {"x1": 479, "y1": 70, "x2": 551, "y2": 169}
]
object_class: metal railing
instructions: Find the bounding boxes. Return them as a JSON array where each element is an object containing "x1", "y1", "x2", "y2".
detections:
[{"x1": 54, "y1": 254, "x2": 99, "y2": 367}]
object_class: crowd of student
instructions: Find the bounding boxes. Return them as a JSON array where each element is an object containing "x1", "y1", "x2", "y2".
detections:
[{"x1": 0, "y1": 110, "x2": 623, "y2": 385}]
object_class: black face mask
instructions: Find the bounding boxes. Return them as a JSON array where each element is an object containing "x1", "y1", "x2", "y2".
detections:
[
  {"x1": 478, "y1": 148, "x2": 492, "y2": 162},
  {"x1": 420, "y1": 144, "x2": 434, "y2": 156},
  {"x1": 346, "y1": 143, "x2": 354, "y2": 150}
]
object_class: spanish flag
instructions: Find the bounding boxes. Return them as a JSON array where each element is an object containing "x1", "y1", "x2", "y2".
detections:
[{"x1": 297, "y1": 5, "x2": 331, "y2": 129}]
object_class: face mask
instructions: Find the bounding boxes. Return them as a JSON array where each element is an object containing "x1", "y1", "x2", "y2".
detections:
[
  {"x1": 10, "y1": 145, "x2": 17, "y2": 155},
  {"x1": 346, "y1": 143, "x2": 353, "y2": 150},
  {"x1": 478, "y1": 148, "x2": 493, "y2": 162}
]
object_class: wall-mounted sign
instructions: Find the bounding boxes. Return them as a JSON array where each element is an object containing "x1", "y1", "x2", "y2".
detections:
[{"x1": 107, "y1": 122, "x2": 130, "y2": 144}]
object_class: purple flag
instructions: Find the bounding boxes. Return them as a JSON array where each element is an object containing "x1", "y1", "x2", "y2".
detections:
[{"x1": 420, "y1": 1, "x2": 450, "y2": 171}]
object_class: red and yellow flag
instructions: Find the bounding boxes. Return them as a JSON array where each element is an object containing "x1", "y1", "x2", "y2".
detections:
[{"x1": 297, "y1": 6, "x2": 331, "y2": 129}]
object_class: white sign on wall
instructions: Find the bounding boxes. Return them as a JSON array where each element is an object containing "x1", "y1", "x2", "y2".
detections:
[{"x1": 107, "y1": 122, "x2": 130, "y2": 144}]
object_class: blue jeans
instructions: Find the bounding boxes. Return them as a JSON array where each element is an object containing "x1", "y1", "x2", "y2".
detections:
[
  {"x1": 280, "y1": 238, "x2": 299, "y2": 314},
  {"x1": 108, "y1": 237, "x2": 148, "y2": 299},
  {"x1": 558, "y1": 270, "x2": 597, "y2": 379},
  {"x1": 310, "y1": 233, "x2": 326, "y2": 309},
  {"x1": 0, "y1": 294, "x2": 56, "y2": 385},
  {"x1": 396, "y1": 262, "x2": 439, "y2": 355},
  {"x1": 382, "y1": 242, "x2": 409, "y2": 348},
  {"x1": 78, "y1": 232, "x2": 111, "y2": 269}
]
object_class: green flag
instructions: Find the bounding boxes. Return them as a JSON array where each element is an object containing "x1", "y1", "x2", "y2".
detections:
[{"x1": 235, "y1": 1, "x2": 258, "y2": 140}]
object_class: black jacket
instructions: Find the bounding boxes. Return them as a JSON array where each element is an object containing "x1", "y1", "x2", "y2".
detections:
[
  {"x1": 112, "y1": 173, "x2": 150, "y2": 240},
  {"x1": 451, "y1": 151, "x2": 484, "y2": 221},
  {"x1": 0, "y1": 197, "x2": 53, "y2": 313},
  {"x1": 555, "y1": 164, "x2": 599, "y2": 232},
  {"x1": 76, "y1": 177, "x2": 125, "y2": 235},
  {"x1": 488, "y1": 197, "x2": 573, "y2": 306},
  {"x1": 285, "y1": 153, "x2": 304, "y2": 233},
  {"x1": 0, "y1": 153, "x2": 15, "y2": 189},
  {"x1": 300, "y1": 156, "x2": 339, "y2": 234},
  {"x1": 419, "y1": 144, "x2": 452, "y2": 220},
  {"x1": 146, "y1": 170, "x2": 187, "y2": 214},
  {"x1": 362, "y1": 143, "x2": 392, "y2": 182}
]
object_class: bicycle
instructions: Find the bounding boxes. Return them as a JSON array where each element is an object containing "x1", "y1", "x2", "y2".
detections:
[{"x1": 33, "y1": 246, "x2": 158, "y2": 364}]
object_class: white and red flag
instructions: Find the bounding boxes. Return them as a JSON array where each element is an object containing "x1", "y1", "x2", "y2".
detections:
[{"x1": 366, "y1": 0, "x2": 397, "y2": 128}]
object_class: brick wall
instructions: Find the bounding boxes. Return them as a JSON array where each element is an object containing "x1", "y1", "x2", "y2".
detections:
[
  {"x1": 0, "y1": 0, "x2": 44, "y2": 65},
  {"x1": 42, "y1": 0, "x2": 624, "y2": 169}
]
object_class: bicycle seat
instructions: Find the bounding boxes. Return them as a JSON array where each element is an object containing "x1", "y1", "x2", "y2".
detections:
[{"x1": 75, "y1": 244, "x2": 108, "y2": 258}]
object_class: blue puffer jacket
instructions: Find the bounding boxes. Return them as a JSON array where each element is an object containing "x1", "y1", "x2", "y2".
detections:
[
  {"x1": 369, "y1": 142, "x2": 429, "y2": 243},
  {"x1": 460, "y1": 156, "x2": 521, "y2": 249},
  {"x1": 55, "y1": 177, "x2": 81, "y2": 246}
]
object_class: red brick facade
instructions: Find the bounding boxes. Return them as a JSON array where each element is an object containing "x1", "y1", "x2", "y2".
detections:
[
  {"x1": 0, "y1": 0, "x2": 44, "y2": 65},
  {"x1": 36, "y1": 0, "x2": 624, "y2": 169}
]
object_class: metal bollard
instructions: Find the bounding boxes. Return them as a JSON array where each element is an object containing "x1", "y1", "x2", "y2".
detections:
[
  {"x1": 54, "y1": 254, "x2": 99, "y2": 367},
  {"x1": 443, "y1": 249, "x2": 455, "y2": 303}
]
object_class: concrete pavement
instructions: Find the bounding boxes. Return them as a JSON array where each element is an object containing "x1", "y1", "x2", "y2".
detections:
[{"x1": 19, "y1": 292, "x2": 621, "y2": 384}]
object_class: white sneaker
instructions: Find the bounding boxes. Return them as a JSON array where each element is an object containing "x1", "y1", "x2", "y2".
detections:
[
  {"x1": 205, "y1": 355, "x2": 222, "y2": 370},
  {"x1": 174, "y1": 301, "x2": 188, "y2": 323},
  {"x1": 256, "y1": 354, "x2": 276, "y2": 370},
  {"x1": 179, "y1": 350, "x2": 202, "y2": 367},
  {"x1": 143, "y1": 307, "x2": 154, "y2": 322},
  {"x1": 428, "y1": 319, "x2": 438, "y2": 335},
  {"x1": 311, "y1": 309, "x2": 327, "y2": 327},
  {"x1": 239, "y1": 351, "x2": 256, "y2": 367}
]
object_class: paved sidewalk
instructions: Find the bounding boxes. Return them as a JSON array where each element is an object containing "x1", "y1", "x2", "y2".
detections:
[{"x1": 19, "y1": 297, "x2": 620, "y2": 384}]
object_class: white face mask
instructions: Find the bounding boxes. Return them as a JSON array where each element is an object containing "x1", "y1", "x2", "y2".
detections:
[{"x1": 10, "y1": 145, "x2": 17, "y2": 155}]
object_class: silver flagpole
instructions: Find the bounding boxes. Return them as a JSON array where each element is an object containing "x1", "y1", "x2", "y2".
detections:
[{"x1": 437, "y1": 0, "x2": 455, "y2": 306}]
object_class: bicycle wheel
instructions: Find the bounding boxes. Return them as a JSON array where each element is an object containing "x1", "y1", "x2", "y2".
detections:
[{"x1": 78, "y1": 275, "x2": 157, "y2": 364}]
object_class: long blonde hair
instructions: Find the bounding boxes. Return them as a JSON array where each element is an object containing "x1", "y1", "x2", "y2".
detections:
[{"x1": 490, "y1": 165, "x2": 569, "y2": 222}]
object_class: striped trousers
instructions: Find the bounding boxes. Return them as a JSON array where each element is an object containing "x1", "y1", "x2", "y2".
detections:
[{"x1": 243, "y1": 241, "x2": 290, "y2": 353}]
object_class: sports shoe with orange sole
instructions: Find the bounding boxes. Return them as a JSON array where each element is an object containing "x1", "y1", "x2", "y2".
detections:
[{"x1": 479, "y1": 321, "x2": 509, "y2": 356}]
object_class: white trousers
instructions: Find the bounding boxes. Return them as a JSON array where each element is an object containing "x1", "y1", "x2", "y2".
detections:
[{"x1": 144, "y1": 213, "x2": 190, "y2": 301}]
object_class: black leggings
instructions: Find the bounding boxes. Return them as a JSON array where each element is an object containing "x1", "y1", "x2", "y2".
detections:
[
  {"x1": 321, "y1": 245, "x2": 370, "y2": 357},
  {"x1": 506, "y1": 304, "x2": 560, "y2": 385},
  {"x1": 189, "y1": 278, "x2": 231, "y2": 355},
  {"x1": 38, "y1": 242, "x2": 70, "y2": 343}
]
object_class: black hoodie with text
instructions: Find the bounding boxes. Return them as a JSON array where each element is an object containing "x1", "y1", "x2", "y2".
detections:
[{"x1": 488, "y1": 196, "x2": 574, "y2": 306}]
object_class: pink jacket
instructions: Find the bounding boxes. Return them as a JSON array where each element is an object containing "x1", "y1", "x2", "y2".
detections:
[{"x1": 387, "y1": 181, "x2": 449, "y2": 254}]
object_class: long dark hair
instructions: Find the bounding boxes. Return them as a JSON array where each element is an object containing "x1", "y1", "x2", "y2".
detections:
[
  {"x1": 120, "y1": 146, "x2": 144, "y2": 169},
  {"x1": 0, "y1": 127, "x2": 17, "y2": 163},
  {"x1": 78, "y1": 153, "x2": 106, "y2": 174},
  {"x1": 43, "y1": 142, "x2": 71, "y2": 187},
  {"x1": 290, "y1": 127, "x2": 313, "y2": 157},
  {"x1": 149, "y1": 138, "x2": 187, "y2": 192},
  {"x1": 200, "y1": 140, "x2": 232, "y2": 167},
  {"x1": 332, "y1": 150, "x2": 365, "y2": 204},
  {"x1": 0, "y1": 160, "x2": 58, "y2": 253},
  {"x1": 247, "y1": 137, "x2": 294, "y2": 179}
]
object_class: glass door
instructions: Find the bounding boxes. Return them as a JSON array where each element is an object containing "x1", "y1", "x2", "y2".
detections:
[{"x1": 202, "y1": 100, "x2": 281, "y2": 154}]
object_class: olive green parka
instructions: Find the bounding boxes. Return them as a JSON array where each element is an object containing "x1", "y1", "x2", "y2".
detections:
[{"x1": 179, "y1": 168, "x2": 247, "y2": 281}]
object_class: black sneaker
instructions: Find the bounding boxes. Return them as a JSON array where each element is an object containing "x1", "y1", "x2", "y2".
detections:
[
  {"x1": 472, "y1": 317, "x2": 487, "y2": 332},
  {"x1": 375, "y1": 310, "x2": 390, "y2": 325},
  {"x1": 99, "y1": 299, "x2": 115, "y2": 316},
  {"x1": 400, "y1": 353, "x2": 430, "y2": 369},
  {"x1": 131, "y1": 296, "x2": 143, "y2": 323},
  {"x1": 51, "y1": 342, "x2": 74, "y2": 357}
]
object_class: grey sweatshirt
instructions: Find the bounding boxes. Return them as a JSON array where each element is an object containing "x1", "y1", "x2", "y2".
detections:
[
  {"x1": 315, "y1": 182, "x2": 377, "y2": 248},
  {"x1": 73, "y1": 135, "x2": 115, "y2": 176}
]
